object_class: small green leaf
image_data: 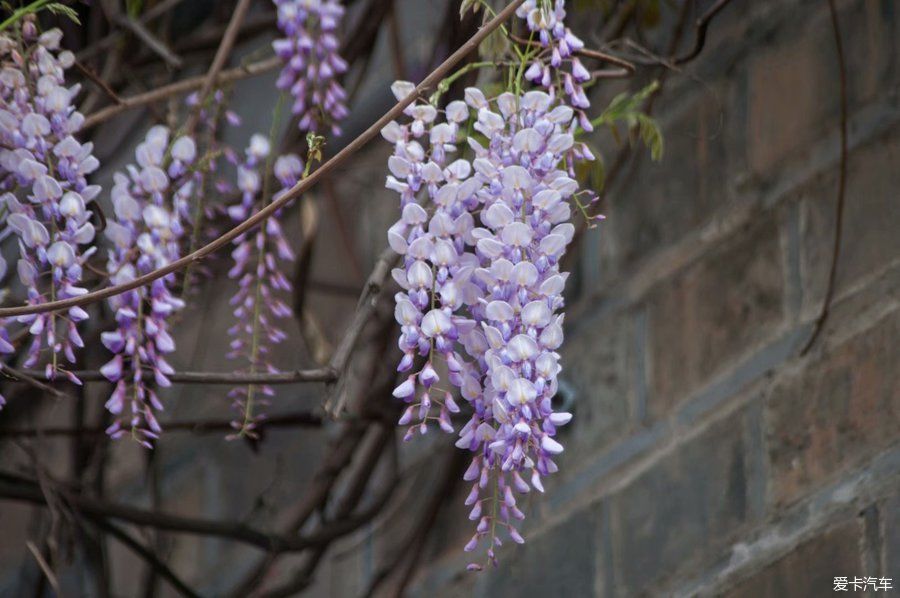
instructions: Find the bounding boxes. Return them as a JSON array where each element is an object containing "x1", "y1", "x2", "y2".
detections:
[
  {"x1": 46, "y1": 3, "x2": 81, "y2": 24},
  {"x1": 459, "y1": 0, "x2": 480, "y2": 19}
]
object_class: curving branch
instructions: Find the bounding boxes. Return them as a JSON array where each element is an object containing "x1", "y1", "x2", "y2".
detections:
[
  {"x1": 4, "y1": 366, "x2": 336, "y2": 386},
  {"x1": 0, "y1": 410, "x2": 324, "y2": 439},
  {"x1": 800, "y1": 0, "x2": 848, "y2": 355},
  {"x1": 0, "y1": 471, "x2": 386, "y2": 553},
  {"x1": 81, "y1": 56, "x2": 282, "y2": 129},
  {"x1": 0, "y1": 0, "x2": 526, "y2": 320}
]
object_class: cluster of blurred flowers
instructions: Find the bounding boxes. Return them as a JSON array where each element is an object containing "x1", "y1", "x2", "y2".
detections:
[
  {"x1": 0, "y1": 0, "x2": 608, "y2": 570},
  {"x1": 0, "y1": 1, "x2": 348, "y2": 439},
  {"x1": 224, "y1": 135, "x2": 304, "y2": 438},
  {"x1": 273, "y1": 0, "x2": 349, "y2": 134},
  {"x1": 384, "y1": 0, "x2": 594, "y2": 568},
  {"x1": 100, "y1": 126, "x2": 195, "y2": 446},
  {"x1": 0, "y1": 24, "x2": 100, "y2": 390}
]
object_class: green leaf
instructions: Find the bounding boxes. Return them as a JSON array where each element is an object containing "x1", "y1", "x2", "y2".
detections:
[
  {"x1": 459, "y1": 0, "x2": 480, "y2": 19},
  {"x1": 592, "y1": 81, "x2": 664, "y2": 161},
  {"x1": 45, "y1": 3, "x2": 81, "y2": 24}
]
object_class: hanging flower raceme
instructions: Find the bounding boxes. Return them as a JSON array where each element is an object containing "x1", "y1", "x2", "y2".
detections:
[
  {"x1": 454, "y1": 89, "x2": 580, "y2": 566},
  {"x1": 518, "y1": 0, "x2": 591, "y2": 118},
  {"x1": 225, "y1": 134, "x2": 303, "y2": 438},
  {"x1": 273, "y1": 0, "x2": 349, "y2": 134},
  {"x1": 383, "y1": 81, "x2": 482, "y2": 440},
  {"x1": 100, "y1": 126, "x2": 196, "y2": 447},
  {"x1": 0, "y1": 24, "x2": 101, "y2": 381},
  {"x1": 384, "y1": 0, "x2": 598, "y2": 565},
  {"x1": 180, "y1": 89, "x2": 242, "y2": 289}
]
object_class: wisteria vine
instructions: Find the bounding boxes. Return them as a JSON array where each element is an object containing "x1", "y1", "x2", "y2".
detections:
[{"x1": 0, "y1": 0, "x2": 667, "y2": 571}]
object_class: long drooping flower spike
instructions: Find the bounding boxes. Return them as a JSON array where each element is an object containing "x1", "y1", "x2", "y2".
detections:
[
  {"x1": 384, "y1": 0, "x2": 597, "y2": 569},
  {"x1": 100, "y1": 126, "x2": 196, "y2": 447},
  {"x1": 517, "y1": 0, "x2": 590, "y2": 112},
  {"x1": 273, "y1": 0, "x2": 349, "y2": 134},
  {"x1": 457, "y1": 89, "x2": 578, "y2": 564},
  {"x1": 0, "y1": 23, "x2": 101, "y2": 382},
  {"x1": 225, "y1": 134, "x2": 304, "y2": 438},
  {"x1": 180, "y1": 89, "x2": 243, "y2": 293},
  {"x1": 383, "y1": 81, "x2": 482, "y2": 440}
]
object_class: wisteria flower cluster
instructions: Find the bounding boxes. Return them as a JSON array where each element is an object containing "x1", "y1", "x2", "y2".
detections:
[
  {"x1": 518, "y1": 0, "x2": 591, "y2": 114},
  {"x1": 0, "y1": 24, "x2": 100, "y2": 382},
  {"x1": 384, "y1": 0, "x2": 595, "y2": 568},
  {"x1": 273, "y1": 0, "x2": 349, "y2": 135},
  {"x1": 100, "y1": 126, "x2": 196, "y2": 446},
  {"x1": 225, "y1": 134, "x2": 304, "y2": 437}
]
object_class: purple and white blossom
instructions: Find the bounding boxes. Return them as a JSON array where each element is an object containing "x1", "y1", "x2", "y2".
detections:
[
  {"x1": 225, "y1": 135, "x2": 303, "y2": 438},
  {"x1": 454, "y1": 89, "x2": 580, "y2": 563},
  {"x1": 518, "y1": 0, "x2": 592, "y2": 120},
  {"x1": 100, "y1": 126, "x2": 195, "y2": 447},
  {"x1": 384, "y1": 0, "x2": 599, "y2": 566},
  {"x1": 273, "y1": 0, "x2": 349, "y2": 134},
  {"x1": 0, "y1": 24, "x2": 100, "y2": 382},
  {"x1": 383, "y1": 81, "x2": 481, "y2": 440}
]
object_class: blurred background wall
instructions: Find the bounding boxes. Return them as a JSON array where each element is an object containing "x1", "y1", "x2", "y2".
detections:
[{"x1": 0, "y1": 0, "x2": 898, "y2": 596}]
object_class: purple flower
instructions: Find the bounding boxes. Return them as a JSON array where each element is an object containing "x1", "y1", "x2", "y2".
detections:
[
  {"x1": 383, "y1": 17, "x2": 596, "y2": 560},
  {"x1": 100, "y1": 126, "x2": 195, "y2": 447},
  {"x1": 517, "y1": 1, "x2": 591, "y2": 115},
  {"x1": 0, "y1": 25, "x2": 100, "y2": 382},
  {"x1": 383, "y1": 82, "x2": 480, "y2": 440},
  {"x1": 452, "y1": 87, "x2": 582, "y2": 565},
  {"x1": 273, "y1": 0, "x2": 349, "y2": 135},
  {"x1": 225, "y1": 135, "x2": 304, "y2": 438}
]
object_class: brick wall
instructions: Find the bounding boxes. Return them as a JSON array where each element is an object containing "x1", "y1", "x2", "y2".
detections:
[{"x1": 351, "y1": 0, "x2": 900, "y2": 595}]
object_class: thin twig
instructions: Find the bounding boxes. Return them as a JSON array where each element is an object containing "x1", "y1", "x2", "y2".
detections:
[
  {"x1": 81, "y1": 56, "x2": 282, "y2": 129},
  {"x1": 73, "y1": 60, "x2": 123, "y2": 105},
  {"x1": 1, "y1": 0, "x2": 526, "y2": 320},
  {"x1": 0, "y1": 364, "x2": 69, "y2": 399},
  {"x1": 800, "y1": 0, "x2": 848, "y2": 356},
  {"x1": 26, "y1": 541, "x2": 61, "y2": 595},
  {"x1": 112, "y1": 14, "x2": 183, "y2": 68},
  {"x1": 6, "y1": 365, "x2": 335, "y2": 385},
  {"x1": 76, "y1": 0, "x2": 189, "y2": 62},
  {"x1": 0, "y1": 410, "x2": 324, "y2": 439},
  {"x1": 85, "y1": 518, "x2": 200, "y2": 598}
]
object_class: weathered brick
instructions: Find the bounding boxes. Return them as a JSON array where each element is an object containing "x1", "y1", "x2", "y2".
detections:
[
  {"x1": 840, "y1": 0, "x2": 898, "y2": 110},
  {"x1": 800, "y1": 131, "x2": 900, "y2": 313},
  {"x1": 608, "y1": 406, "x2": 761, "y2": 594},
  {"x1": 746, "y1": 5, "x2": 837, "y2": 176},
  {"x1": 766, "y1": 312, "x2": 900, "y2": 506},
  {"x1": 485, "y1": 506, "x2": 599, "y2": 598},
  {"x1": 648, "y1": 213, "x2": 784, "y2": 415},
  {"x1": 599, "y1": 81, "x2": 739, "y2": 274},
  {"x1": 561, "y1": 310, "x2": 636, "y2": 451},
  {"x1": 723, "y1": 521, "x2": 862, "y2": 597},
  {"x1": 882, "y1": 493, "x2": 900, "y2": 576}
]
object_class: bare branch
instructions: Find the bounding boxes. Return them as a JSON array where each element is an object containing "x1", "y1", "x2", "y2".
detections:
[
  {"x1": 0, "y1": 0, "x2": 526, "y2": 319},
  {"x1": 81, "y1": 56, "x2": 282, "y2": 129},
  {"x1": 5, "y1": 366, "x2": 336, "y2": 386},
  {"x1": 0, "y1": 410, "x2": 324, "y2": 439}
]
